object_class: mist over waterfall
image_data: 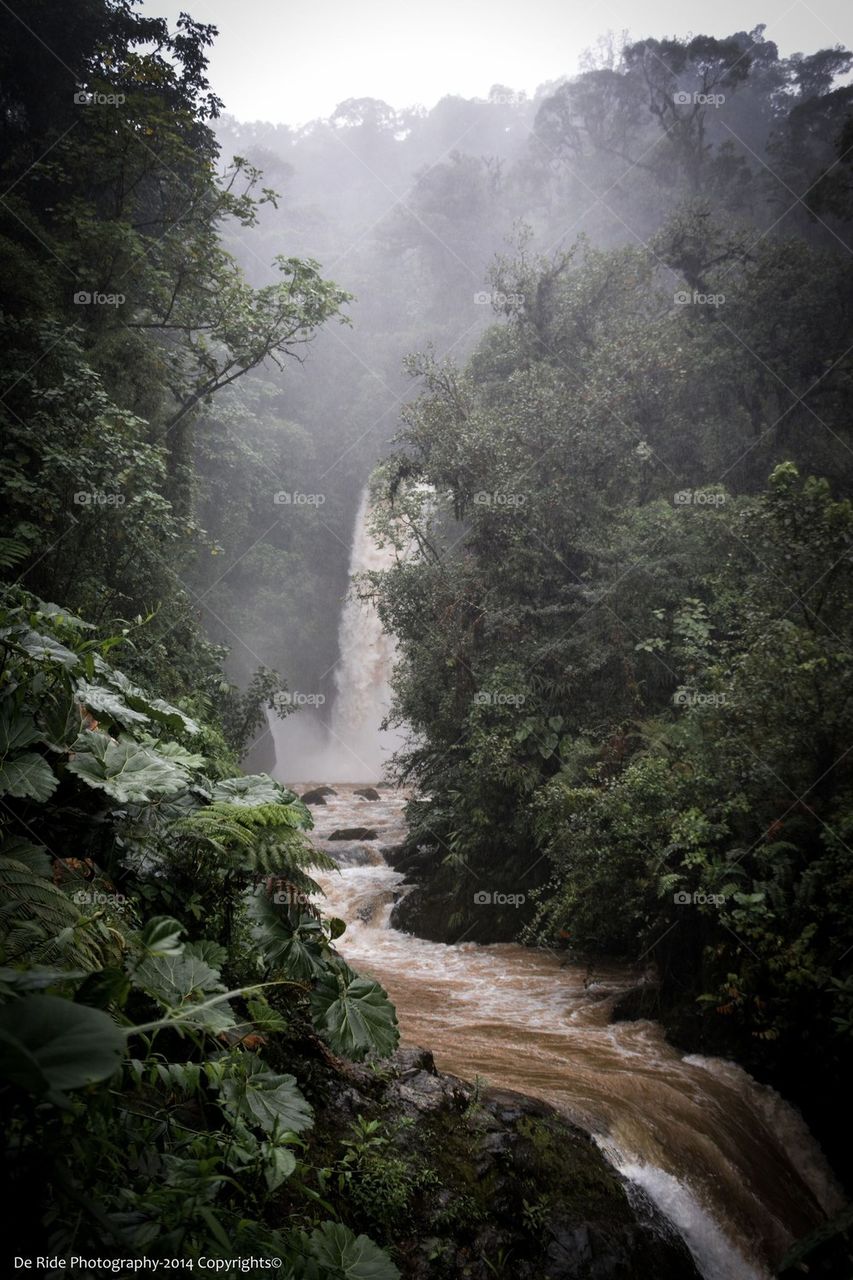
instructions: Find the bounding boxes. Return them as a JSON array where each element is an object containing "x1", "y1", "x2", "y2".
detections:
[{"x1": 271, "y1": 486, "x2": 403, "y2": 782}]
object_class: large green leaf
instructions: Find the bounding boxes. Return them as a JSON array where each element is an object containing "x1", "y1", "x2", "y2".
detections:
[
  {"x1": 144, "y1": 699, "x2": 199, "y2": 737},
  {"x1": 248, "y1": 893, "x2": 328, "y2": 978},
  {"x1": 306, "y1": 1221, "x2": 400, "y2": 1280},
  {"x1": 270, "y1": 927, "x2": 328, "y2": 980},
  {"x1": 133, "y1": 950, "x2": 235, "y2": 1033},
  {"x1": 0, "y1": 966, "x2": 87, "y2": 996},
  {"x1": 261, "y1": 1140, "x2": 297, "y2": 1190},
  {"x1": 33, "y1": 602, "x2": 94, "y2": 631},
  {"x1": 0, "y1": 752, "x2": 57, "y2": 801},
  {"x1": 219, "y1": 1054, "x2": 313, "y2": 1134},
  {"x1": 310, "y1": 965, "x2": 399, "y2": 1061},
  {"x1": 74, "y1": 681, "x2": 150, "y2": 729},
  {"x1": 137, "y1": 915, "x2": 185, "y2": 957},
  {"x1": 3, "y1": 628, "x2": 78, "y2": 669},
  {"x1": 213, "y1": 774, "x2": 302, "y2": 810},
  {"x1": 67, "y1": 731, "x2": 189, "y2": 802},
  {"x1": 0, "y1": 702, "x2": 42, "y2": 753},
  {"x1": 0, "y1": 994, "x2": 125, "y2": 1099},
  {"x1": 0, "y1": 837, "x2": 51, "y2": 876},
  {"x1": 149, "y1": 739, "x2": 206, "y2": 769},
  {"x1": 183, "y1": 939, "x2": 228, "y2": 969},
  {"x1": 96, "y1": 664, "x2": 200, "y2": 736}
]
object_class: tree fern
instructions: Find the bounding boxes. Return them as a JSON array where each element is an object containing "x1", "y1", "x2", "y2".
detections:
[
  {"x1": 176, "y1": 801, "x2": 337, "y2": 877},
  {"x1": 0, "y1": 857, "x2": 120, "y2": 969},
  {"x1": 174, "y1": 804, "x2": 257, "y2": 854}
]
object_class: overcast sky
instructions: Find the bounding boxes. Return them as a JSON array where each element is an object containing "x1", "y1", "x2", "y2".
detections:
[{"x1": 143, "y1": 0, "x2": 853, "y2": 125}]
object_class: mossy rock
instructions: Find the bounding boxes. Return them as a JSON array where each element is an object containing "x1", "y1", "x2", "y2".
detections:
[{"x1": 298, "y1": 1046, "x2": 700, "y2": 1279}]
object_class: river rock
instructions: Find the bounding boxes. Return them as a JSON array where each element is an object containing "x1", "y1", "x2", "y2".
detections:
[
  {"x1": 301, "y1": 786, "x2": 337, "y2": 805},
  {"x1": 394, "y1": 1046, "x2": 437, "y2": 1075},
  {"x1": 308, "y1": 1046, "x2": 700, "y2": 1280},
  {"x1": 776, "y1": 1203, "x2": 853, "y2": 1277},
  {"x1": 326, "y1": 826, "x2": 379, "y2": 841},
  {"x1": 354, "y1": 786, "x2": 381, "y2": 800},
  {"x1": 327, "y1": 844, "x2": 385, "y2": 868},
  {"x1": 610, "y1": 982, "x2": 661, "y2": 1022},
  {"x1": 390, "y1": 859, "x2": 528, "y2": 943}
]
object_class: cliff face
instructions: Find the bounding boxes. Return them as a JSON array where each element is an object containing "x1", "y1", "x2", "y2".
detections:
[{"x1": 305, "y1": 1046, "x2": 701, "y2": 1279}]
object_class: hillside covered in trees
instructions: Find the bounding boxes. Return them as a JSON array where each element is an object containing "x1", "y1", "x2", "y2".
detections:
[{"x1": 1, "y1": 2, "x2": 853, "y2": 1277}]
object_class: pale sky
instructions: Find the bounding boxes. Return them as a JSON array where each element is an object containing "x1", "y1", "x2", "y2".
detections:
[{"x1": 143, "y1": 0, "x2": 853, "y2": 125}]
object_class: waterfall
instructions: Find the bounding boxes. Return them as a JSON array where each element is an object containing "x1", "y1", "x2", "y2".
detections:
[
  {"x1": 271, "y1": 485, "x2": 403, "y2": 782},
  {"x1": 326, "y1": 486, "x2": 403, "y2": 775}
]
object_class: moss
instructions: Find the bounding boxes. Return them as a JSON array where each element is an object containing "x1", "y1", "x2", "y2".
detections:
[
  {"x1": 513, "y1": 1113, "x2": 631, "y2": 1212},
  {"x1": 275, "y1": 1055, "x2": 698, "y2": 1279}
]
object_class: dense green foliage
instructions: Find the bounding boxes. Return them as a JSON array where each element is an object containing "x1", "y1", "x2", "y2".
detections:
[
  {"x1": 3, "y1": 0, "x2": 853, "y2": 1266},
  {"x1": 0, "y1": 2, "x2": 403, "y2": 1270},
  {"x1": 0, "y1": 0, "x2": 349, "y2": 747},
  {"x1": 0, "y1": 597, "x2": 399, "y2": 1271},
  {"x1": 364, "y1": 37, "x2": 853, "y2": 1160}
]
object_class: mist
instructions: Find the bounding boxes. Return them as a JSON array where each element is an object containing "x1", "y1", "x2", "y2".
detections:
[{"x1": 3, "y1": 3, "x2": 853, "y2": 1275}]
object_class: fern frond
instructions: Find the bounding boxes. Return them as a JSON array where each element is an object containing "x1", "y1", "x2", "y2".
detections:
[
  {"x1": 175, "y1": 802, "x2": 335, "y2": 877},
  {"x1": 238, "y1": 834, "x2": 335, "y2": 878},
  {"x1": 174, "y1": 806, "x2": 256, "y2": 852},
  {"x1": 0, "y1": 857, "x2": 121, "y2": 968},
  {"x1": 208, "y1": 802, "x2": 306, "y2": 830},
  {"x1": 0, "y1": 537, "x2": 28, "y2": 571},
  {"x1": 266, "y1": 867, "x2": 326, "y2": 898},
  {"x1": 253, "y1": 834, "x2": 336, "y2": 873}
]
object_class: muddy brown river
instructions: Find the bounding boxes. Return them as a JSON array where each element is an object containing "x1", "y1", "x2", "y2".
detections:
[{"x1": 302, "y1": 783, "x2": 844, "y2": 1280}]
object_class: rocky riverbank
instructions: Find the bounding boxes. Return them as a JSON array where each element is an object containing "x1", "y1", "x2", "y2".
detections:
[
  {"x1": 299, "y1": 1044, "x2": 700, "y2": 1279},
  {"x1": 386, "y1": 841, "x2": 531, "y2": 944}
]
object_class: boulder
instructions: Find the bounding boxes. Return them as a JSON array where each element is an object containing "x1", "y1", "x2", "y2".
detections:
[
  {"x1": 301, "y1": 785, "x2": 337, "y2": 805},
  {"x1": 311, "y1": 1047, "x2": 700, "y2": 1280}
]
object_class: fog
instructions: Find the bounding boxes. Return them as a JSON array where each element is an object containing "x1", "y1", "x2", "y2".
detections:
[
  {"x1": 147, "y1": 0, "x2": 853, "y2": 123},
  {"x1": 5, "y1": 2, "x2": 853, "y2": 1271},
  {"x1": 164, "y1": 13, "x2": 853, "y2": 786}
]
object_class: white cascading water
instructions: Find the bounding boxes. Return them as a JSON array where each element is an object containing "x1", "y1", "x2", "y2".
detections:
[
  {"x1": 325, "y1": 486, "x2": 405, "y2": 778},
  {"x1": 271, "y1": 485, "x2": 403, "y2": 782}
]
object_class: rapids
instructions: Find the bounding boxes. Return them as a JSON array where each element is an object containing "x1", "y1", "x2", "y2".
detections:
[{"x1": 300, "y1": 784, "x2": 844, "y2": 1280}]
